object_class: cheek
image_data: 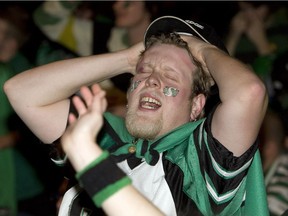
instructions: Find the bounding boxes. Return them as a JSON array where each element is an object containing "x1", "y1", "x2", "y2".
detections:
[
  {"x1": 162, "y1": 97, "x2": 191, "y2": 126},
  {"x1": 129, "y1": 80, "x2": 142, "y2": 92},
  {"x1": 165, "y1": 90, "x2": 191, "y2": 111},
  {"x1": 168, "y1": 89, "x2": 192, "y2": 115},
  {"x1": 163, "y1": 86, "x2": 179, "y2": 97},
  {"x1": 172, "y1": 86, "x2": 191, "y2": 101},
  {"x1": 127, "y1": 91, "x2": 134, "y2": 105},
  {"x1": 127, "y1": 85, "x2": 141, "y2": 106}
]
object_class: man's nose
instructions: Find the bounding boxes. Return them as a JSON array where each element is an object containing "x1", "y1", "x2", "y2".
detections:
[{"x1": 145, "y1": 74, "x2": 161, "y2": 88}]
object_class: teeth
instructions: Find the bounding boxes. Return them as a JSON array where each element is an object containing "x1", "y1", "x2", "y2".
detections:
[{"x1": 141, "y1": 97, "x2": 161, "y2": 106}]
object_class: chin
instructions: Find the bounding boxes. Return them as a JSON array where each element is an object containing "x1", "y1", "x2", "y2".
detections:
[{"x1": 126, "y1": 114, "x2": 162, "y2": 140}]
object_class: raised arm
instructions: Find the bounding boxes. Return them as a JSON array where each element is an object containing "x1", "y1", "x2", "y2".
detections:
[
  {"x1": 185, "y1": 36, "x2": 268, "y2": 156},
  {"x1": 225, "y1": 9, "x2": 247, "y2": 56},
  {"x1": 61, "y1": 84, "x2": 164, "y2": 216},
  {"x1": 4, "y1": 43, "x2": 143, "y2": 144}
]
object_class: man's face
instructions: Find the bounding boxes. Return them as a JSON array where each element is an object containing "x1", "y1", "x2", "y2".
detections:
[{"x1": 125, "y1": 43, "x2": 197, "y2": 140}]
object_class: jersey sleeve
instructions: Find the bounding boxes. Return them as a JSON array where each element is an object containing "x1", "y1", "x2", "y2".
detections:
[{"x1": 191, "y1": 109, "x2": 259, "y2": 214}]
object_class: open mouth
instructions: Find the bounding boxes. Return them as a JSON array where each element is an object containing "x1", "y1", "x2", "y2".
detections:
[{"x1": 140, "y1": 96, "x2": 162, "y2": 110}]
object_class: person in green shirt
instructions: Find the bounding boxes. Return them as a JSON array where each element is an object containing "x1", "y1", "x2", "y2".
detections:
[
  {"x1": 0, "y1": 4, "x2": 32, "y2": 215},
  {"x1": 0, "y1": 3, "x2": 69, "y2": 215},
  {"x1": 5, "y1": 15, "x2": 269, "y2": 215}
]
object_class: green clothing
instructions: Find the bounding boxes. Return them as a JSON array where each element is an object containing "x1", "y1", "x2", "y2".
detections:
[
  {"x1": 33, "y1": 1, "x2": 91, "y2": 56},
  {"x1": 0, "y1": 63, "x2": 16, "y2": 134},
  {"x1": 58, "y1": 98, "x2": 269, "y2": 215},
  {"x1": 0, "y1": 63, "x2": 18, "y2": 216},
  {"x1": 0, "y1": 149, "x2": 15, "y2": 216},
  {"x1": 98, "y1": 112, "x2": 269, "y2": 215},
  {"x1": 265, "y1": 153, "x2": 288, "y2": 216}
]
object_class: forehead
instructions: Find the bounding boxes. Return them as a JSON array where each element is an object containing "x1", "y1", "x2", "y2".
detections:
[
  {"x1": 140, "y1": 44, "x2": 195, "y2": 76},
  {"x1": 143, "y1": 43, "x2": 191, "y2": 60}
]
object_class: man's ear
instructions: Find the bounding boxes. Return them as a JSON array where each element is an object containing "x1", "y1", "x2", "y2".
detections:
[{"x1": 190, "y1": 94, "x2": 206, "y2": 121}]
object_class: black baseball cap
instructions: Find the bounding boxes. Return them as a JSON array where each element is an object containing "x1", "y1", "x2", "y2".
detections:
[{"x1": 144, "y1": 15, "x2": 228, "y2": 54}]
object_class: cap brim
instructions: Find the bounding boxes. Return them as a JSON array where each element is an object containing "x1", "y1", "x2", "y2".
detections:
[{"x1": 144, "y1": 16, "x2": 209, "y2": 47}]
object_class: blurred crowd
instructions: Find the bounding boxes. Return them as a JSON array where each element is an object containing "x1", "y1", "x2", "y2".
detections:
[{"x1": 1, "y1": 1, "x2": 288, "y2": 216}]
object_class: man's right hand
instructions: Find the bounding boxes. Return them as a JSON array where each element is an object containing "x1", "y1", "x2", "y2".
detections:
[{"x1": 60, "y1": 84, "x2": 107, "y2": 171}]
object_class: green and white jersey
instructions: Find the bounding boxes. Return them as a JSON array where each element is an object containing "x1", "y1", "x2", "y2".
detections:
[
  {"x1": 57, "y1": 108, "x2": 269, "y2": 216},
  {"x1": 265, "y1": 153, "x2": 288, "y2": 216},
  {"x1": 96, "y1": 111, "x2": 269, "y2": 216}
]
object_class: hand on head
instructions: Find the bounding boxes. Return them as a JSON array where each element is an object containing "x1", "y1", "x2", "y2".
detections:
[
  {"x1": 126, "y1": 42, "x2": 145, "y2": 75},
  {"x1": 180, "y1": 35, "x2": 217, "y2": 86}
]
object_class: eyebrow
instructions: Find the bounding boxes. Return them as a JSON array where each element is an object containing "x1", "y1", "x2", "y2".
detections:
[
  {"x1": 138, "y1": 61, "x2": 181, "y2": 75},
  {"x1": 162, "y1": 65, "x2": 181, "y2": 77}
]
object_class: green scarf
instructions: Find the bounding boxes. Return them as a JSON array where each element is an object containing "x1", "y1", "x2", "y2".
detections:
[
  {"x1": 108, "y1": 115, "x2": 204, "y2": 165},
  {"x1": 101, "y1": 112, "x2": 269, "y2": 215}
]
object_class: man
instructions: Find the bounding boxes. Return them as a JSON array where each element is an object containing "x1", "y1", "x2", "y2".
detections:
[
  {"x1": 4, "y1": 16, "x2": 269, "y2": 215},
  {"x1": 60, "y1": 83, "x2": 164, "y2": 216}
]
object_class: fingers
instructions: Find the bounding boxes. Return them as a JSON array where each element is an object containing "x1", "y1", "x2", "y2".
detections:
[
  {"x1": 79, "y1": 85, "x2": 94, "y2": 107},
  {"x1": 70, "y1": 84, "x2": 107, "y2": 123},
  {"x1": 68, "y1": 113, "x2": 77, "y2": 125},
  {"x1": 91, "y1": 84, "x2": 108, "y2": 113},
  {"x1": 72, "y1": 95, "x2": 87, "y2": 116},
  {"x1": 91, "y1": 83, "x2": 102, "y2": 94},
  {"x1": 63, "y1": 84, "x2": 107, "y2": 159}
]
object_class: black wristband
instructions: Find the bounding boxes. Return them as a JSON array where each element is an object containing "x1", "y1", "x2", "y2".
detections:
[{"x1": 76, "y1": 151, "x2": 131, "y2": 207}]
